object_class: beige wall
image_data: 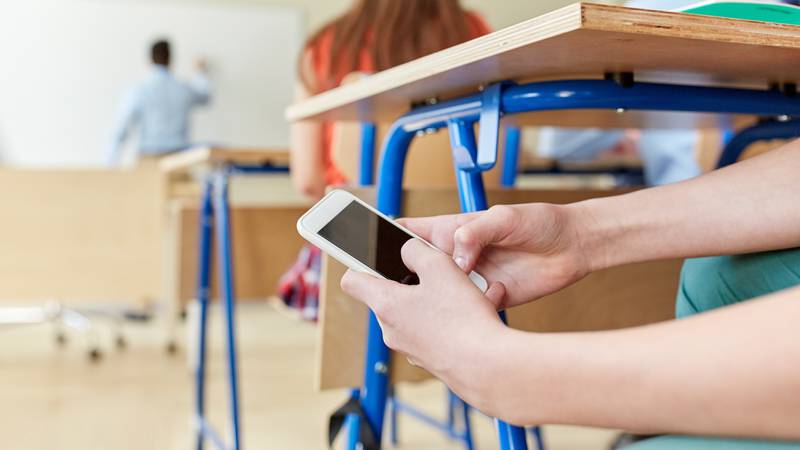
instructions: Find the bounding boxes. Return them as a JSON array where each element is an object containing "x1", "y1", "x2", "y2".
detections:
[
  {"x1": 281, "y1": 0, "x2": 624, "y2": 34},
  {"x1": 463, "y1": 0, "x2": 623, "y2": 31},
  {"x1": 122, "y1": 0, "x2": 623, "y2": 36}
]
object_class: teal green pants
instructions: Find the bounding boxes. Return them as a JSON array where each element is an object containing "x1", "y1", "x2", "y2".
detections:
[{"x1": 628, "y1": 249, "x2": 800, "y2": 450}]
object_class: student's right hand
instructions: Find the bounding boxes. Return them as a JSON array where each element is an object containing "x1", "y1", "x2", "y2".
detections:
[
  {"x1": 195, "y1": 58, "x2": 208, "y2": 72},
  {"x1": 399, "y1": 203, "x2": 594, "y2": 309}
]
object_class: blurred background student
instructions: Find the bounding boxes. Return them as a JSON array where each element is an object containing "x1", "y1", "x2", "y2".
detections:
[
  {"x1": 107, "y1": 39, "x2": 212, "y2": 166},
  {"x1": 279, "y1": 0, "x2": 490, "y2": 319},
  {"x1": 537, "y1": 128, "x2": 700, "y2": 186},
  {"x1": 536, "y1": 0, "x2": 708, "y2": 187},
  {"x1": 289, "y1": 0, "x2": 489, "y2": 200}
]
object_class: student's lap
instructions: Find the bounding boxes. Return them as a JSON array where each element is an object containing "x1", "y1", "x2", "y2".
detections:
[
  {"x1": 677, "y1": 248, "x2": 800, "y2": 318},
  {"x1": 627, "y1": 435, "x2": 800, "y2": 450},
  {"x1": 633, "y1": 249, "x2": 800, "y2": 449}
]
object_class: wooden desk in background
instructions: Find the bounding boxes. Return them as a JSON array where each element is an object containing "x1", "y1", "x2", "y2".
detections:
[
  {"x1": 0, "y1": 148, "x2": 298, "y2": 304},
  {"x1": 157, "y1": 147, "x2": 306, "y2": 341},
  {"x1": 0, "y1": 168, "x2": 164, "y2": 302}
]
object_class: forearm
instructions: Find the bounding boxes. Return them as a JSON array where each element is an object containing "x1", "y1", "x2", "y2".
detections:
[
  {"x1": 107, "y1": 124, "x2": 129, "y2": 166},
  {"x1": 467, "y1": 287, "x2": 800, "y2": 438},
  {"x1": 573, "y1": 140, "x2": 800, "y2": 270},
  {"x1": 190, "y1": 72, "x2": 211, "y2": 104},
  {"x1": 289, "y1": 121, "x2": 327, "y2": 199}
]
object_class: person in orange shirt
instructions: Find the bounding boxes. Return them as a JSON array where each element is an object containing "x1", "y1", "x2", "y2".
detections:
[
  {"x1": 279, "y1": 0, "x2": 490, "y2": 319},
  {"x1": 289, "y1": 0, "x2": 490, "y2": 200}
]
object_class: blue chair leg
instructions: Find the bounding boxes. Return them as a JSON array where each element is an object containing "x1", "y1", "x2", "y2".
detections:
[
  {"x1": 213, "y1": 168, "x2": 242, "y2": 450},
  {"x1": 445, "y1": 389, "x2": 475, "y2": 450},
  {"x1": 343, "y1": 388, "x2": 361, "y2": 448},
  {"x1": 344, "y1": 121, "x2": 405, "y2": 450},
  {"x1": 195, "y1": 177, "x2": 214, "y2": 450},
  {"x1": 352, "y1": 313, "x2": 391, "y2": 449},
  {"x1": 340, "y1": 122, "x2": 383, "y2": 450},
  {"x1": 457, "y1": 395, "x2": 475, "y2": 450},
  {"x1": 389, "y1": 387, "x2": 399, "y2": 446},
  {"x1": 529, "y1": 426, "x2": 545, "y2": 450},
  {"x1": 447, "y1": 389, "x2": 457, "y2": 438}
]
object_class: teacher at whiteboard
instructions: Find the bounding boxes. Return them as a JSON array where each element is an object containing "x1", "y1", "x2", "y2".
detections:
[{"x1": 107, "y1": 39, "x2": 212, "y2": 166}]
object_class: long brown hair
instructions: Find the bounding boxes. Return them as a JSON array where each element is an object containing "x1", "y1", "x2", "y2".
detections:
[{"x1": 300, "y1": 0, "x2": 482, "y2": 94}]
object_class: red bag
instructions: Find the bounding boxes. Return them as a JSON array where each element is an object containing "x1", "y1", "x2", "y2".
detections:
[{"x1": 277, "y1": 244, "x2": 321, "y2": 321}]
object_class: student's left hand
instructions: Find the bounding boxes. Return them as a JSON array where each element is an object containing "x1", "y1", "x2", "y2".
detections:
[{"x1": 340, "y1": 238, "x2": 508, "y2": 387}]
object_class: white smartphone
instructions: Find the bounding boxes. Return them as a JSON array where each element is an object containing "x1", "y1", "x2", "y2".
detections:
[{"x1": 296, "y1": 189, "x2": 488, "y2": 291}]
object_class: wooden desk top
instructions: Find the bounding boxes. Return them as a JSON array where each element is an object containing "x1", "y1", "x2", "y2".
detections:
[
  {"x1": 286, "y1": 3, "x2": 800, "y2": 127},
  {"x1": 158, "y1": 146, "x2": 290, "y2": 174}
]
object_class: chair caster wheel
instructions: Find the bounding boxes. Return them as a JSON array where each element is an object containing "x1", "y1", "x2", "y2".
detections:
[
  {"x1": 166, "y1": 341, "x2": 178, "y2": 355},
  {"x1": 88, "y1": 348, "x2": 102, "y2": 362},
  {"x1": 116, "y1": 336, "x2": 127, "y2": 350},
  {"x1": 55, "y1": 332, "x2": 67, "y2": 346}
]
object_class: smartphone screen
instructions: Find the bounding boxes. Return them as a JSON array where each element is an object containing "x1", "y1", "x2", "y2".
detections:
[{"x1": 318, "y1": 200, "x2": 420, "y2": 285}]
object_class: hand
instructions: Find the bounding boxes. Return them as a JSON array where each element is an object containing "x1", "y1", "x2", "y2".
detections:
[
  {"x1": 399, "y1": 203, "x2": 592, "y2": 309},
  {"x1": 340, "y1": 239, "x2": 507, "y2": 385},
  {"x1": 195, "y1": 58, "x2": 208, "y2": 72}
]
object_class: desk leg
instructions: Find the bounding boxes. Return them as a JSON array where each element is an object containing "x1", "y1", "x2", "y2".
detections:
[
  {"x1": 214, "y1": 168, "x2": 242, "y2": 450},
  {"x1": 360, "y1": 123, "x2": 377, "y2": 186},
  {"x1": 449, "y1": 121, "x2": 530, "y2": 450},
  {"x1": 717, "y1": 118, "x2": 800, "y2": 168},
  {"x1": 164, "y1": 200, "x2": 182, "y2": 355},
  {"x1": 362, "y1": 312, "x2": 391, "y2": 445},
  {"x1": 345, "y1": 389, "x2": 362, "y2": 449},
  {"x1": 344, "y1": 127, "x2": 415, "y2": 450},
  {"x1": 447, "y1": 389, "x2": 456, "y2": 436},
  {"x1": 342, "y1": 122, "x2": 380, "y2": 450},
  {"x1": 462, "y1": 399, "x2": 475, "y2": 450},
  {"x1": 501, "y1": 126, "x2": 521, "y2": 188},
  {"x1": 445, "y1": 386, "x2": 474, "y2": 449},
  {"x1": 530, "y1": 426, "x2": 545, "y2": 450},
  {"x1": 195, "y1": 178, "x2": 214, "y2": 450}
]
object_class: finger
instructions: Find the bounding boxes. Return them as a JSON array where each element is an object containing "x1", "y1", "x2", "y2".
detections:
[
  {"x1": 398, "y1": 214, "x2": 479, "y2": 253},
  {"x1": 483, "y1": 281, "x2": 507, "y2": 309},
  {"x1": 453, "y1": 205, "x2": 518, "y2": 272},
  {"x1": 397, "y1": 216, "x2": 446, "y2": 240},
  {"x1": 400, "y1": 238, "x2": 449, "y2": 281},
  {"x1": 340, "y1": 269, "x2": 399, "y2": 312}
]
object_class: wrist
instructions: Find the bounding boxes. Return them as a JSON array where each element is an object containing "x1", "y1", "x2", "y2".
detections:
[
  {"x1": 568, "y1": 197, "x2": 626, "y2": 272},
  {"x1": 468, "y1": 328, "x2": 559, "y2": 426},
  {"x1": 442, "y1": 320, "x2": 513, "y2": 413}
]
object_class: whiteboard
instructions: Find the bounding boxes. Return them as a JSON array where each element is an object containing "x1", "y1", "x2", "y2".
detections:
[{"x1": 0, "y1": 1, "x2": 303, "y2": 167}]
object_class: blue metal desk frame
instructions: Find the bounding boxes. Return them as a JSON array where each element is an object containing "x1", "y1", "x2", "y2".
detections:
[
  {"x1": 194, "y1": 162, "x2": 288, "y2": 450},
  {"x1": 716, "y1": 118, "x2": 800, "y2": 168},
  {"x1": 345, "y1": 77, "x2": 800, "y2": 450}
]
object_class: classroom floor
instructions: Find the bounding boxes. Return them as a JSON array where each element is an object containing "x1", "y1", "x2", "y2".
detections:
[{"x1": 0, "y1": 301, "x2": 619, "y2": 450}]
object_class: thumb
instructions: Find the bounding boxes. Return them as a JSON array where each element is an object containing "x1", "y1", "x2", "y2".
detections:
[
  {"x1": 400, "y1": 238, "x2": 444, "y2": 283},
  {"x1": 453, "y1": 205, "x2": 517, "y2": 272},
  {"x1": 340, "y1": 269, "x2": 397, "y2": 311},
  {"x1": 484, "y1": 281, "x2": 507, "y2": 309}
]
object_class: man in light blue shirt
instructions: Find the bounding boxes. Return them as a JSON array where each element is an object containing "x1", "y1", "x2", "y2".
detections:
[
  {"x1": 537, "y1": 127, "x2": 701, "y2": 186},
  {"x1": 108, "y1": 40, "x2": 211, "y2": 165}
]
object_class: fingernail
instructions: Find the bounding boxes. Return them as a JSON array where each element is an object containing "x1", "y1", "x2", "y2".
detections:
[{"x1": 454, "y1": 256, "x2": 467, "y2": 271}]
